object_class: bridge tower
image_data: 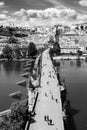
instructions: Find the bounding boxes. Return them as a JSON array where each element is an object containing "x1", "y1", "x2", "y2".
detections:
[
  {"x1": 55, "y1": 25, "x2": 61, "y2": 43},
  {"x1": 53, "y1": 25, "x2": 61, "y2": 55}
]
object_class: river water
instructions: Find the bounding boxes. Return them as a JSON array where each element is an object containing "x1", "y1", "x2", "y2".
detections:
[
  {"x1": 0, "y1": 60, "x2": 87, "y2": 130},
  {"x1": 56, "y1": 59, "x2": 87, "y2": 130},
  {"x1": 0, "y1": 60, "x2": 27, "y2": 112}
]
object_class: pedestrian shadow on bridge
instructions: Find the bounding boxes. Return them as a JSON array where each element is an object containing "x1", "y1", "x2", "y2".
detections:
[
  {"x1": 29, "y1": 117, "x2": 36, "y2": 124},
  {"x1": 64, "y1": 102, "x2": 80, "y2": 130}
]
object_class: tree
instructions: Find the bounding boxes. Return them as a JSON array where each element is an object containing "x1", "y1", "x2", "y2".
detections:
[
  {"x1": 85, "y1": 26, "x2": 87, "y2": 30},
  {"x1": 7, "y1": 36, "x2": 20, "y2": 54},
  {"x1": 2, "y1": 45, "x2": 14, "y2": 60},
  {"x1": 8, "y1": 36, "x2": 19, "y2": 44},
  {"x1": 48, "y1": 36, "x2": 54, "y2": 45},
  {"x1": 14, "y1": 45, "x2": 22, "y2": 59},
  {"x1": 75, "y1": 26, "x2": 79, "y2": 30},
  {"x1": 7, "y1": 27, "x2": 15, "y2": 37},
  {"x1": 10, "y1": 120, "x2": 24, "y2": 130},
  {"x1": 28, "y1": 42, "x2": 37, "y2": 58},
  {"x1": 51, "y1": 41, "x2": 61, "y2": 56},
  {"x1": 21, "y1": 45, "x2": 27, "y2": 58},
  {"x1": 6, "y1": 30, "x2": 21, "y2": 59},
  {"x1": 80, "y1": 25, "x2": 84, "y2": 30},
  {"x1": 0, "y1": 112, "x2": 12, "y2": 130},
  {"x1": 0, "y1": 101, "x2": 28, "y2": 130},
  {"x1": 7, "y1": 27, "x2": 20, "y2": 53},
  {"x1": 77, "y1": 50, "x2": 82, "y2": 56},
  {"x1": 10, "y1": 100, "x2": 28, "y2": 122},
  {"x1": 10, "y1": 101, "x2": 28, "y2": 129},
  {"x1": 0, "y1": 100, "x2": 28, "y2": 130}
]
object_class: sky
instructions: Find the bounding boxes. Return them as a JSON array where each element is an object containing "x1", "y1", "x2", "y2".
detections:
[{"x1": 1, "y1": 0, "x2": 87, "y2": 27}]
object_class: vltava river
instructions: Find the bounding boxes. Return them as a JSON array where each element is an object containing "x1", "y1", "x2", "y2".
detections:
[
  {"x1": 56, "y1": 59, "x2": 87, "y2": 130},
  {"x1": 0, "y1": 59, "x2": 87, "y2": 130},
  {"x1": 0, "y1": 61, "x2": 27, "y2": 112}
]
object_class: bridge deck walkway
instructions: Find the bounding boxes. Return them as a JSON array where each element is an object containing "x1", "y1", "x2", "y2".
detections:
[{"x1": 29, "y1": 49, "x2": 64, "y2": 130}]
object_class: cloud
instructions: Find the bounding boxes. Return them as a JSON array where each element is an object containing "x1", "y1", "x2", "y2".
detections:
[
  {"x1": 44, "y1": 0, "x2": 61, "y2": 7},
  {"x1": 0, "y1": 1, "x2": 5, "y2": 8},
  {"x1": 0, "y1": 17, "x2": 23, "y2": 27},
  {"x1": 13, "y1": 9, "x2": 27, "y2": 16},
  {"x1": 2, "y1": 10, "x2": 8, "y2": 14},
  {"x1": 13, "y1": 7, "x2": 78, "y2": 20},
  {"x1": 79, "y1": 0, "x2": 87, "y2": 7},
  {"x1": 0, "y1": 2, "x2": 4, "y2": 6},
  {"x1": 1, "y1": 6, "x2": 87, "y2": 27},
  {"x1": 0, "y1": 14, "x2": 7, "y2": 19},
  {"x1": 13, "y1": 7, "x2": 79, "y2": 25}
]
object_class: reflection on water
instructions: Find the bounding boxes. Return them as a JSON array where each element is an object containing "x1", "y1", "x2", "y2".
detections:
[
  {"x1": 0, "y1": 61, "x2": 27, "y2": 111},
  {"x1": 64, "y1": 105, "x2": 79, "y2": 130},
  {"x1": 65, "y1": 103, "x2": 80, "y2": 130},
  {"x1": 76, "y1": 59, "x2": 82, "y2": 68},
  {"x1": 2, "y1": 61, "x2": 23, "y2": 76},
  {"x1": 56, "y1": 59, "x2": 87, "y2": 130}
]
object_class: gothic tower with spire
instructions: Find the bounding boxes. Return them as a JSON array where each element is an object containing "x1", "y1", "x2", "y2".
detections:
[
  {"x1": 54, "y1": 25, "x2": 61, "y2": 55},
  {"x1": 55, "y1": 25, "x2": 60, "y2": 43}
]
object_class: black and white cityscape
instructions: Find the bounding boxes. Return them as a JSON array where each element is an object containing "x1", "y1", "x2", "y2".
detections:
[{"x1": 0, "y1": 0, "x2": 87, "y2": 130}]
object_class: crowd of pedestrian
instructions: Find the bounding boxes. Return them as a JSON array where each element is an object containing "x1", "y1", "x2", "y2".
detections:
[{"x1": 44, "y1": 115, "x2": 54, "y2": 125}]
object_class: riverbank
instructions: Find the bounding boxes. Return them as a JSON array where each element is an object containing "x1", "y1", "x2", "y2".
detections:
[
  {"x1": 0, "y1": 55, "x2": 85, "y2": 62},
  {"x1": 53, "y1": 55, "x2": 85, "y2": 60},
  {"x1": 0, "y1": 58, "x2": 30, "y2": 62}
]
